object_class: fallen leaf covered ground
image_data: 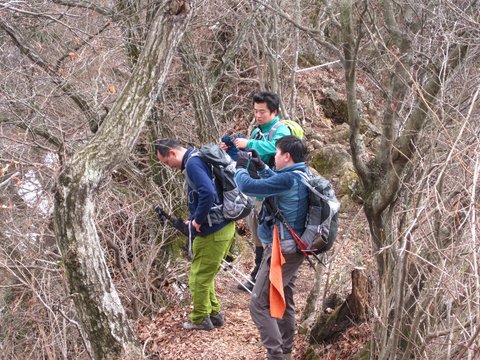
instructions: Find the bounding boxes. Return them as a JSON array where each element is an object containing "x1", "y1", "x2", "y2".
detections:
[
  {"x1": 137, "y1": 251, "x2": 312, "y2": 359},
  {"x1": 137, "y1": 152, "x2": 372, "y2": 359}
]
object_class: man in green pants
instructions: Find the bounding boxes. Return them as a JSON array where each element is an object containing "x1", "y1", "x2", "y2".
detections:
[{"x1": 155, "y1": 139, "x2": 235, "y2": 330}]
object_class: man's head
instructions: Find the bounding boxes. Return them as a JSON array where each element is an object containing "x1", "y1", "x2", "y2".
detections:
[
  {"x1": 274, "y1": 135, "x2": 307, "y2": 170},
  {"x1": 155, "y1": 139, "x2": 186, "y2": 170},
  {"x1": 252, "y1": 91, "x2": 280, "y2": 126}
]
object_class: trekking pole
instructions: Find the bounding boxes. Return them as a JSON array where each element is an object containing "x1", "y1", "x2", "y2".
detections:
[
  {"x1": 154, "y1": 206, "x2": 190, "y2": 237},
  {"x1": 154, "y1": 206, "x2": 256, "y2": 288},
  {"x1": 286, "y1": 226, "x2": 325, "y2": 269},
  {"x1": 220, "y1": 260, "x2": 253, "y2": 294},
  {"x1": 222, "y1": 259, "x2": 255, "y2": 293},
  {"x1": 223, "y1": 259, "x2": 255, "y2": 285},
  {"x1": 154, "y1": 206, "x2": 194, "y2": 259}
]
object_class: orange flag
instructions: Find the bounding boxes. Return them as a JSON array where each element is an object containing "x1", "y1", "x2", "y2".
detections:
[{"x1": 269, "y1": 224, "x2": 286, "y2": 318}]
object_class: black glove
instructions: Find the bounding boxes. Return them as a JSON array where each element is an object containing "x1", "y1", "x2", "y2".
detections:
[
  {"x1": 236, "y1": 151, "x2": 250, "y2": 170},
  {"x1": 172, "y1": 218, "x2": 190, "y2": 237},
  {"x1": 154, "y1": 206, "x2": 191, "y2": 237},
  {"x1": 249, "y1": 149, "x2": 266, "y2": 172}
]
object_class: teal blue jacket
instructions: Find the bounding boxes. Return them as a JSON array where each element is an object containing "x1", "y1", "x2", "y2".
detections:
[{"x1": 247, "y1": 116, "x2": 291, "y2": 164}]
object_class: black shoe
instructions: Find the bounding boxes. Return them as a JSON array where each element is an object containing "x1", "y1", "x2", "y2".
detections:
[
  {"x1": 237, "y1": 277, "x2": 255, "y2": 292},
  {"x1": 182, "y1": 317, "x2": 214, "y2": 331},
  {"x1": 210, "y1": 312, "x2": 225, "y2": 327}
]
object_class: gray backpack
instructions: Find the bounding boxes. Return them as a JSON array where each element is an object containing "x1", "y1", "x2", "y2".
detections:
[
  {"x1": 294, "y1": 171, "x2": 340, "y2": 253},
  {"x1": 185, "y1": 144, "x2": 253, "y2": 224}
]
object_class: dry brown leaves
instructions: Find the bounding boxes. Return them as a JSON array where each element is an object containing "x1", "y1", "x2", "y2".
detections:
[{"x1": 137, "y1": 258, "x2": 311, "y2": 359}]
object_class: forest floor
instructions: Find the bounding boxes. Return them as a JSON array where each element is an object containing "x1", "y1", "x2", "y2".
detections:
[
  {"x1": 138, "y1": 201, "x2": 372, "y2": 360},
  {"x1": 137, "y1": 245, "x2": 311, "y2": 360}
]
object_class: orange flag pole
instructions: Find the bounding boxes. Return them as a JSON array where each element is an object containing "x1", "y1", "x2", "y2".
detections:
[{"x1": 269, "y1": 224, "x2": 286, "y2": 318}]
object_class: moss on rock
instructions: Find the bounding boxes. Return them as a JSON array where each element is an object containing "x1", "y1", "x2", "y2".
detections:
[{"x1": 310, "y1": 145, "x2": 351, "y2": 179}]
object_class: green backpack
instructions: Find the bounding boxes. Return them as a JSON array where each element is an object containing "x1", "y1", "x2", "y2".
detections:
[
  {"x1": 263, "y1": 119, "x2": 304, "y2": 141},
  {"x1": 281, "y1": 119, "x2": 304, "y2": 139}
]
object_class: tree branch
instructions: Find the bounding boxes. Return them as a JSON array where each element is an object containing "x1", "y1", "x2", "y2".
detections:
[
  {"x1": 51, "y1": 0, "x2": 115, "y2": 17},
  {"x1": 252, "y1": 0, "x2": 342, "y2": 58},
  {"x1": 0, "y1": 20, "x2": 103, "y2": 133},
  {"x1": 0, "y1": 117, "x2": 64, "y2": 150},
  {"x1": 341, "y1": 0, "x2": 371, "y2": 187},
  {"x1": 373, "y1": 44, "x2": 469, "y2": 214}
]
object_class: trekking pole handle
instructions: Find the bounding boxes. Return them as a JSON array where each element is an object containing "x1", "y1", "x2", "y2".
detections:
[{"x1": 154, "y1": 205, "x2": 191, "y2": 237}]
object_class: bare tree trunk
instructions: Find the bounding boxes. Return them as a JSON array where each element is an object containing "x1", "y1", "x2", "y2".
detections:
[
  {"x1": 179, "y1": 39, "x2": 220, "y2": 143},
  {"x1": 53, "y1": 2, "x2": 192, "y2": 359},
  {"x1": 340, "y1": 0, "x2": 471, "y2": 358},
  {"x1": 178, "y1": 12, "x2": 254, "y2": 143},
  {"x1": 299, "y1": 265, "x2": 324, "y2": 332},
  {"x1": 288, "y1": 0, "x2": 300, "y2": 120},
  {"x1": 253, "y1": 0, "x2": 283, "y2": 96}
]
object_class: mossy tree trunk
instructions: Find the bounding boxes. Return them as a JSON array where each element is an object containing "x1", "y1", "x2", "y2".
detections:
[
  {"x1": 309, "y1": 269, "x2": 369, "y2": 342},
  {"x1": 52, "y1": 2, "x2": 192, "y2": 359}
]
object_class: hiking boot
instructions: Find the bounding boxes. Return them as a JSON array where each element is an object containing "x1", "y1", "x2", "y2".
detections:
[
  {"x1": 210, "y1": 312, "x2": 225, "y2": 327},
  {"x1": 251, "y1": 246, "x2": 264, "y2": 279},
  {"x1": 237, "y1": 277, "x2": 255, "y2": 292},
  {"x1": 182, "y1": 316, "x2": 214, "y2": 331}
]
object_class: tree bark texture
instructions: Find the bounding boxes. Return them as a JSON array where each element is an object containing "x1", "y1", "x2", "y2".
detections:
[
  {"x1": 179, "y1": 40, "x2": 220, "y2": 143},
  {"x1": 178, "y1": 14, "x2": 252, "y2": 144},
  {"x1": 299, "y1": 265, "x2": 324, "y2": 333},
  {"x1": 53, "y1": 2, "x2": 192, "y2": 359},
  {"x1": 339, "y1": 0, "x2": 472, "y2": 357}
]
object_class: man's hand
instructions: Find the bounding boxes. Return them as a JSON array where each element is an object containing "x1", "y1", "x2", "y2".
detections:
[
  {"x1": 236, "y1": 151, "x2": 250, "y2": 170},
  {"x1": 249, "y1": 149, "x2": 266, "y2": 172},
  {"x1": 191, "y1": 219, "x2": 201, "y2": 233},
  {"x1": 234, "y1": 137, "x2": 248, "y2": 149}
]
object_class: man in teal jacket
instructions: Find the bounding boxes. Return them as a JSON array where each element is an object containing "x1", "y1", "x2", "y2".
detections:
[{"x1": 224, "y1": 91, "x2": 290, "y2": 291}]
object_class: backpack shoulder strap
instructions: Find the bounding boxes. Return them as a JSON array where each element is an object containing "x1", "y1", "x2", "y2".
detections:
[
  {"x1": 267, "y1": 121, "x2": 284, "y2": 141},
  {"x1": 292, "y1": 169, "x2": 311, "y2": 185},
  {"x1": 294, "y1": 171, "x2": 337, "y2": 203},
  {"x1": 184, "y1": 151, "x2": 199, "y2": 190},
  {"x1": 292, "y1": 170, "x2": 327, "y2": 199},
  {"x1": 185, "y1": 150, "x2": 224, "y2": 204},
  {"x1": 251, "y1": 126, "x2": 263, "y2": 140}
]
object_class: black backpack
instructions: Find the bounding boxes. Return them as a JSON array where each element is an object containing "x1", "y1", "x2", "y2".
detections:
[{"x1": 184, "y1": 144, "x2": 253, "y2": 223}]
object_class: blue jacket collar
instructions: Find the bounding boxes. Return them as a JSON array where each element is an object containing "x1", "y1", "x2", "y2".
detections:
[
  {"x1": 276, "y1": 162, "x2": 307, "y2": 173},
  {"x1": 182, "y1": 147, "x2": 196, "y2": 171}
]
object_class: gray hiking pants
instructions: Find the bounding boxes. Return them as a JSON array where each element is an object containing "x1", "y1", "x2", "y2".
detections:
[{"x1": 249, "y1": 244, "x2": 304, "y2": 360}]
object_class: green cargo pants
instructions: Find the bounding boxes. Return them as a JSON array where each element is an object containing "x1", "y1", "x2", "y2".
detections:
[{"x1": 188, "y1": 221, "x2": 235, "y2": 324}]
